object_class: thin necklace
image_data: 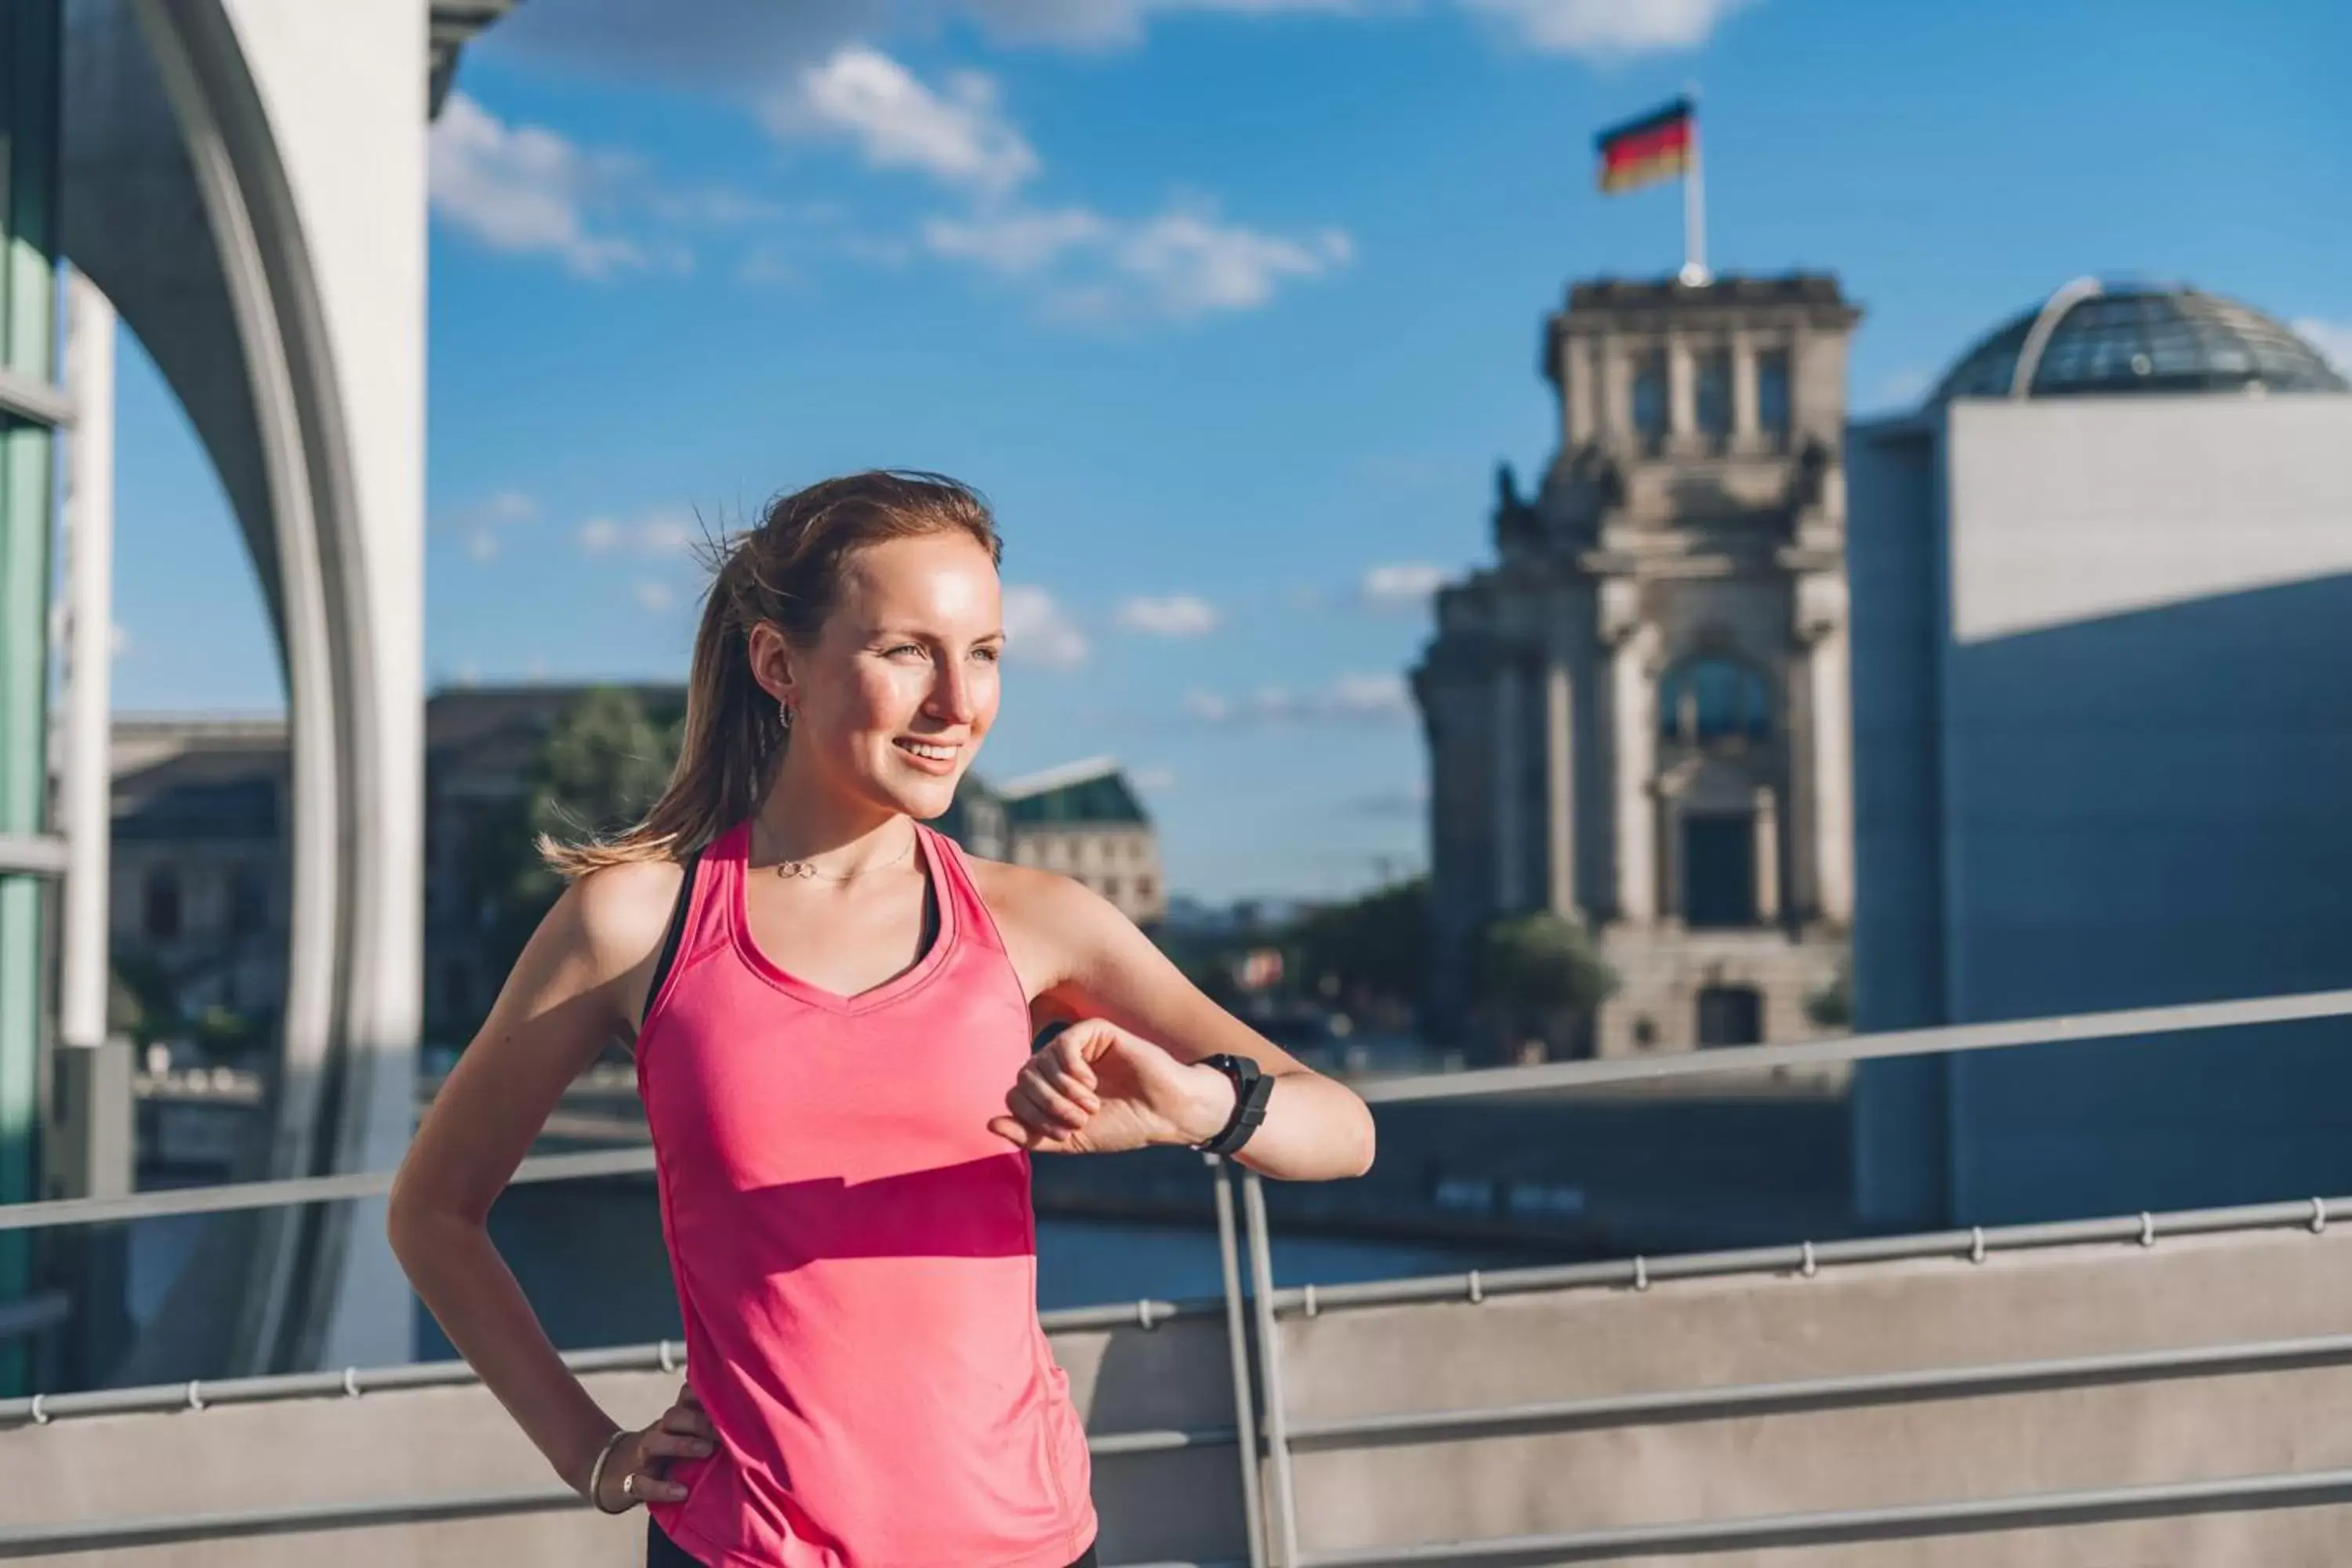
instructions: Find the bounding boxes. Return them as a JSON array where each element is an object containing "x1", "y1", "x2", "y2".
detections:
[{"x1": 759, "y1": 819, "x2": 917, "y2": 883}]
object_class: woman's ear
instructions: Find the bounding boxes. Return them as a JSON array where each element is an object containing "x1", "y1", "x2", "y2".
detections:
[{"x1": 745, "y1": 621, "x2": 799, "y2": 711}]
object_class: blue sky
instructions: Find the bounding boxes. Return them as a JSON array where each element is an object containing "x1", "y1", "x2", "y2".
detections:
[{"x1": 107, "y1": 0, "x2": 2352, "y2": 901}]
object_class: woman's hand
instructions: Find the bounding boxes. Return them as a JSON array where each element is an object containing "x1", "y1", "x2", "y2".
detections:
[
  {"x1": 594, "y1": 1382, "x2": 717, "y2": 1512},
  {"x1": 988, "y1": 1018, "x2": 1234, "y2": 1156}
]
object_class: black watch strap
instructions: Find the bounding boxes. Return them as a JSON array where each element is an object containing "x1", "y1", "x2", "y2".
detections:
[{"x1": 1196, "y1": 1054, "x2": 1274, "y2": 1156}]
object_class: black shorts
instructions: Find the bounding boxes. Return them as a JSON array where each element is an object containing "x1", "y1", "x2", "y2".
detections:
[{"x1": 647, "y1": 1516, "x2": 1100, "y2": 1567}]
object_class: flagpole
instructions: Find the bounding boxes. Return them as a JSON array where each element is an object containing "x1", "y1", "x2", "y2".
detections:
[{"x1": 1679, "y1": 89, "x2": 1710, "y2": 286}]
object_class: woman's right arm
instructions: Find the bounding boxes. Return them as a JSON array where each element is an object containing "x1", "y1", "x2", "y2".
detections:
[{"x1": 386, "y1": 858, "x2": 704, "y2": 1504}]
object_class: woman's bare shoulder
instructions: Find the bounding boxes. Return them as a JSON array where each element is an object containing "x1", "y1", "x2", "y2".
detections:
[
  {"x1": 961, "y1": 853, "x2": 1131, "y2": 995},
  {"x1": 567, "y1": 855, "x2": 691, "y2": 982},
  {"x1": 962, "y1": 854, "x2": 1102, "y2": 928}
]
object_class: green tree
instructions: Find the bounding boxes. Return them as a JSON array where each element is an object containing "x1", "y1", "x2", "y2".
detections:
[
  {"x1": 109, "y1": 953, "x2": 180, "y2": 1047},
  {"x1": 466, "y1": 688, "x2": 683, "y2": 1019},
  {"x1": 1287, "y1": 877, "x2": 1429, "y2": 1024},
  {"x1": 1471, "y1": 911, "x2": 1617, "y2": 1062}
]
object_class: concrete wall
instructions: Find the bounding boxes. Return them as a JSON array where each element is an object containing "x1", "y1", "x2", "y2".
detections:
[
  {"x1": 10, "y1": 1218, "x2": 2352, "y2": 1564},
  {"x1": 1849, "y1": 394, "x2": 2352, "y2": 1228}
]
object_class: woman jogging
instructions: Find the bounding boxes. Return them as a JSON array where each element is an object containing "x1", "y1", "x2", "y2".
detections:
[{"x1": 387, "y1": 471, "x2": 1377, "y2": 1568}]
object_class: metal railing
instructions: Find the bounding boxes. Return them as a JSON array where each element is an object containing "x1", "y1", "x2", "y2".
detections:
[{"x1": 7, "y1": 985, "x2": 2352, "y2": 1565}]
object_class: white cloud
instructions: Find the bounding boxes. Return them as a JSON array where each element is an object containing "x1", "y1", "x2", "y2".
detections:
[
  {"x1": 951, "y1": 0, "x2": 1366, "y2": 48},
  {"x1": 1327, "y1": 671, "x2": 1411, "y2": 718},
  {"x1": 923, "y1": 205, "x2": 1105, "y2": 274},
  {"x1": 1117, "y1": 594, "x2": 1219, "y2": 637},
  {"x1": 2292, "y1": 318, "x2": 2352, "y2": 374},
  {"x1": 579, "y1": 508, "x2": 700, "y2": 557},
  {"x1": 1360, "y1": 562, "x2": 1449, "y2": 611},
  {"x1": 491, "y1": 1, "x2": 1364, "y2": 84},
  {"x1": 1130, "y1": 764, "x2": 1177, "y2": 793},
  {"x1": 1458, "y1": 0, "x2": 1755, "y2": 54},
  {"x1": 430, "y1": 96, "x2": 781, "y2": 279},
  {"x1": 1187, "y1": 672, "x2": 1412, "y2": 725},
  {"x1": 738, "y1": 241, "x2": 805, "y2": 288},
  {"x1": 493, "y1": 0, "x2": 1740, "y2": 99},
  {"x1": 1183, "y1": 690, "x2": 1232, "y2": 722},
  {"x1": 449, "y1": 489, "x2": 539, "y2": 529},
  {"x1": 441, "y1": 489, "x2": 539, "y2": 564},
  {"x1": 1112, "y1": 205, "x2": 1353, "y2": 318},
  {"x1": 634, "y1": 580, "x2": 678, "y2": 613},
  {"x1": 1002, "y1": 584, "x2": 1090, "y2": 669},
  {"x1": 924, "y1": 197, "x2": 1352, "y2": 323},
  {"x1": 773, "y1": 48, "x2": 1040, "y2": 196},
  {"x1": 428, "y1": 93, "x2": 649, "y2": 278}
]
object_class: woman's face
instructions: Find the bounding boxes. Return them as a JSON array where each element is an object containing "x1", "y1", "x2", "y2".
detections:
[{"x1": 772, "y1": 532, "x2": 1004, "y2": 820}]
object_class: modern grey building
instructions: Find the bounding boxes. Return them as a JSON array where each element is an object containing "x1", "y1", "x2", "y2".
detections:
[
  {"x1": 1414, "y1": 275, "x2": 1860, "y2": 1058},
  {"x1": 1847, "y1": 279, "x2": 2352, "y2": 1229},
  {"x1": 1, "y1": 1, "x2": 512, "y2": 1389}
]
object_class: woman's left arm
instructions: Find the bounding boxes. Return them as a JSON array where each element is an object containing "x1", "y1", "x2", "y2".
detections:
[{"x1": 995, "y1": 869, "x2": 1375, "y2": 1181}]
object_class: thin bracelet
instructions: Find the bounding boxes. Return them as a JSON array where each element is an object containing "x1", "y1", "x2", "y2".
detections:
[{"x1": 586, "y1": 1427, "x2": 634, "y2": 1515}]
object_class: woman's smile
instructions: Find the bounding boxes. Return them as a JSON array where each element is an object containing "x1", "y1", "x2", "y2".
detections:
[{"x1": 893, "y1": 737, "x2": 961, "y2": 772}]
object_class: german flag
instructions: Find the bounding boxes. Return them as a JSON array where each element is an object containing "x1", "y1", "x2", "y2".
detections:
[{"x1": 1595, "y1": 97, "x2": 1694, "y2": 194}]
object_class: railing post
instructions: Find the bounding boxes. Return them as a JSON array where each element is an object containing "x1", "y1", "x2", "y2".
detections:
[
  {"x1": 1243, "y1": 1169, "x2": 1301, "y2": 1568},
  {"x1": 1210, "y1": 1155, "x2": 1268, "y2": 1568}
]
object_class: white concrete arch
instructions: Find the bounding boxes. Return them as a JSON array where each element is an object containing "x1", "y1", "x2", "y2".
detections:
[{"x1": 60, "y1": 0, "x2": 425, "y2": 1375}]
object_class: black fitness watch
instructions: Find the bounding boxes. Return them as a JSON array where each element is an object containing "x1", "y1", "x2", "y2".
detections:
[{"x1": 1194, "y1": 1053, "x2": 1274, "y2": 1156}]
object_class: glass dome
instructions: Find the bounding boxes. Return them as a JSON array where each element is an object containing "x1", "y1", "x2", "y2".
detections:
[{"x1": 1931, "y1": 279, "x2": 2347, "y2": 404}]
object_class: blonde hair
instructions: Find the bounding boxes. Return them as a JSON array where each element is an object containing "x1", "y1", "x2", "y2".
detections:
[{"x1": 543, "y1": 470, "x2": 1003, "y2": 879}]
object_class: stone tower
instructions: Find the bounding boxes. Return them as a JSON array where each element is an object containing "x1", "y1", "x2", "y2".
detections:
[{"x1": 1412, "y1": 275, "x2": 1860, "y2": 1057}]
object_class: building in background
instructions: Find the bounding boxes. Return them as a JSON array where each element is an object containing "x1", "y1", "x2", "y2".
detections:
[
  {"x1": 5, "y1": 0, "x2": 517, "y2": 1388},
  {"x1": 103, "y1": 694, "x2": 1169, "y2": 1054},
  {"x1": 1846, "y1": 280, "x2": 2352, "y2": 1231},
  {"x1": 990, "y1": 757, "x2": 1168, "y2": 927},
  {"x1": 419, "y1": 684, "x2": 683, "y2": 1039},
  {"x1": 1414, "y1": 275, "x2": 1860, "y2": 1056},
  {"x1": 104, "y1": 719, "x2": 291, "y2": 1047}
]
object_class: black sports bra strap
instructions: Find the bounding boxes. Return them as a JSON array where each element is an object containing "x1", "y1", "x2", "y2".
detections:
[{"x1": 641, "y1": 849, "x2": 702, "y2": 1029}]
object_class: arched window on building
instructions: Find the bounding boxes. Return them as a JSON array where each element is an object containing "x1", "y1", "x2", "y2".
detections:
[{"x1": 1657, "y1": 657, "x2": 1772, "y2": 748}]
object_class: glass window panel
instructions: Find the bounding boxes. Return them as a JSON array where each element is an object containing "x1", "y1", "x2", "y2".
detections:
[
  {"x1": 1658, "y1": 658, "x2": 1772, "y2": 746},
  {"x1": 1695, "y1": 348, "x2": 1732, "y2": 437},
  {"x1": 1755, "y1": 349, "x2": 1791, "y2": 434},
  {"x1": 1632, "y1": 350, "x2": 1668, "y2": 442}
]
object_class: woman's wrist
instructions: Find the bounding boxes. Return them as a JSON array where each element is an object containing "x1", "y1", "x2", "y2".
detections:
[
  {"x1": 580, "y1": 1425, "x2": 633, "y2": 1510},
  {"x1": 1171, "y1": 1060, "x2": 1238, "y2": 1146}
]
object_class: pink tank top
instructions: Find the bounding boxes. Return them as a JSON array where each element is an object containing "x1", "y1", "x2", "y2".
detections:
[{"x1": 635, "y1": 818, "x2": 1095, "y2": 1567}]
